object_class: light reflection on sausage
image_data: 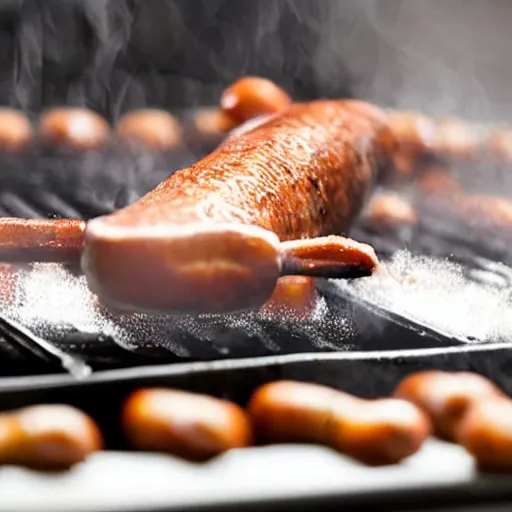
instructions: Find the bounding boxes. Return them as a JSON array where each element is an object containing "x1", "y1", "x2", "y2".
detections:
[
  {"x1": 248, "y1": 380, "x2": 431, "y2": 466},
  {"x1": 116, "y1": 109, "x2": 182, "y2": 152},
  {"x1": 38, "y1": 107, "x2": 111, "y2": 151},
  {"x1": 0, "y1": 109, "x2": 33, "y2": 153},
  {"x1": 393, "y1": 371, "x2": 503, "y2": 441},
  {"x1": 220, "y1": 76, "x2": 292, "y2": 125},
  {"x1": 122, "y1": 388, "x2": 253, "y2": 462},
  {"x1": 0, "y1": 404, "x2": 102, "y2": 470}
]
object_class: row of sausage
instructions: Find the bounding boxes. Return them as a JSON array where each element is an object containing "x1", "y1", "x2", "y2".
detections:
[
  {"x1": 0, "y1": 77, "x2": 508, "y2": 171},
  {"x1": 0, "y1": 77, "x2": 292, "y2": 154},
  {"x1": 0, "y1": 370, "x2": 509, "y2": 473}
]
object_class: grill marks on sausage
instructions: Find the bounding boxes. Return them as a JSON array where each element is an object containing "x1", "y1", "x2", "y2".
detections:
[{"x1": 96, "y1": 101, "x2": 381, "y2": 243}]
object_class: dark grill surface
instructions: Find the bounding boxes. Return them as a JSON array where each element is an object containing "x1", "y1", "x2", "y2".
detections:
[{"x1": 0, "y1": 123, "x2": 509, "y2": 379}]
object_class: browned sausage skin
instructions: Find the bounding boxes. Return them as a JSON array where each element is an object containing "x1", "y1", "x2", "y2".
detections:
[
  {"x1": 82, "y1": 100, "x2": 382, "y2": 315},
  {"x1": 4, "y1": 76, "x2": 511, "y2": 316},
  {"x1": 457, "y1": 397, "x2": 512, "y2": 472},
  {"x1": 0, "y1": 218, "x2": 86, "y2": 263},
  {"x1": 38, "y1": 107, "x2": 111, "y2": 151},
  {"x1": 220, "y1": 76, "x2": 293, "y2": 124},
  {"x1": 393, "y1": 371, "x2": 503, "y2": 441},
  {"x1": 0, "y1": 109, "x2": 33, "y2": 152},
  {"x1": 0, "y1": 404, "x2": 102, "y2": 470},
  {"x1": 248, "y1": 380, "x2": 431, "y2": 466},
  {"x1": 116, "y1": 109, "x2": 182, "y2": 151},
  {"x1": 122, "y1": 388, "x2": 253, "y2": 461}
]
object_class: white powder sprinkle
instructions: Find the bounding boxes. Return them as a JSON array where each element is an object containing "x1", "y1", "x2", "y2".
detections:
[
  {"x1": 336, "y1": 250, "x2": 512, "y2": 343},
  {"x1": 0, "y1": 264, "x2": 355, "y2": 358}
]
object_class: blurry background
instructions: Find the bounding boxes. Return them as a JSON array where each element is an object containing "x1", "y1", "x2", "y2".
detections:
[{"x1": 1, "y1": 0, "x2": 512, "y2": 122}]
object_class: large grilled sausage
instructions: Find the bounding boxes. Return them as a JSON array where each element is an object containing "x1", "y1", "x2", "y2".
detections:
[{"x1": 81, "y1": 100, "x2": 382, "y2": 315}]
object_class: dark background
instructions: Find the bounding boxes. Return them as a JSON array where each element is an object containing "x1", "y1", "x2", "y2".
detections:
[
  {"x1": 0, "y1": 0, "x2": 353, "y2": 120},
  {"x1": 0, "y1": 0, "x2": 511, "y2": 123}
]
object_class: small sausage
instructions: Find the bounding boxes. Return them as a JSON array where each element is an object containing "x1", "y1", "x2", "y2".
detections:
[
  {"x1": 122, "y1": 388, "x2": 253, "y2": 461},
  {"x1": 0, "y1": 404, "x2": 102, "y2": 470},
  {"x1": 377, "y1": 113, "x2": 484, "y2": 182},
  {"x1": 0, "y1": 218, "x2": 86, "y2": 264},
  {"x1": 457, "y1": 397, "x2": 512, "y2": 472},
  {"x1": 362, "y1": 193, "x2": 418, "y2": 233},
  {"x1": 260, "y1": 276, "x2": 318, "y2": 320},
  {"x1": 376, "y1": 111, "x2": 436, "y2": 182},
  {"x1": 487, "y1": 128, "x2": 512, "y2": 162},
  {"x1": 182, "y1": 107, "x2": 237, "y2": 152},
  {"x1": 393, "y1": 371, "x2": 503, "y2": 441},
  {"x1": 454, "y1": 194, "x2": 512, "y2": 230},
  {"x1": 220, "y1": 76, "x2": 292, "y2": 125},
  {"x1": 116, "y1": 109, "x2": 182, "y2": 152},
  {"x1": 0, "y1": 109, "x2": 33, "y2": 152},
  {"x1": 433, "y1": 118, "x2": 481, "y2": 160},
  {"x1": 248, "y1": 381, "x2": 431, "y2": 466},
  {"x1": 38, "y1": 107, "x2": 111, "y2": 151},
  {"x1": 417, "y1": 169, "x2": 512, "y2": 232}
]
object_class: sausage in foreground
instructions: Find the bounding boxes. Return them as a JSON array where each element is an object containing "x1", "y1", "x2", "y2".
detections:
[
  {"x1": 247, "y1": 380, "x2": 431, "y2": 465},
  {"x1": 82, "y1": 99, "x2": 383, "y2": 315},
  {"x1": 220, "y1": 76, "x2": 292, "y2": 124},
  {"x1": 0, "y1": 404, "x2": 102, "y2": 470},
  {"x1": 122, "y1": 388, "x2": 253, "y2": 461},
  {"x1": 3, "y1": 76, "x2": 510, "y2": 316}
]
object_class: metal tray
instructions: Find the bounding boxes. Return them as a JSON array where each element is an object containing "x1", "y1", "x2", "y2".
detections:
[
  {"x1": 0, "y1": 344, "x2": 511, "y2": 512},
  {"x1": 1, "y1": 440, "x2": 512, "y2": 512},
  {"x1": 0, "y1": 343, "x2": 508, "y2": 446}
]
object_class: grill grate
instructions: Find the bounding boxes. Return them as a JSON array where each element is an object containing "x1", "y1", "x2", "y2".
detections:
[{"x1": 0, "y1": 114, "x2": 509, "y2": 376}]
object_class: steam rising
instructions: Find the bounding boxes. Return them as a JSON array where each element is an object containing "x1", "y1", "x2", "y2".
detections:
[
  {"x1": 315, "y1": 0, "x2": 512, "y2": 122},
  {"x1": 9, "y1": 0, "x2": 512, "y2": 122}
]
